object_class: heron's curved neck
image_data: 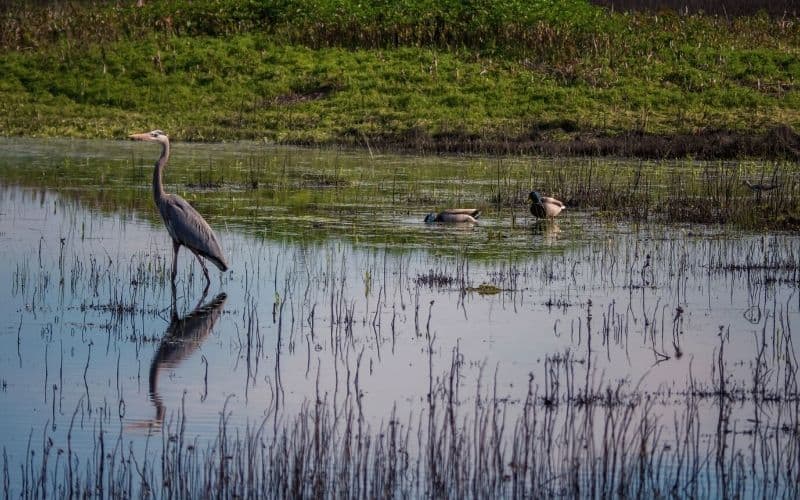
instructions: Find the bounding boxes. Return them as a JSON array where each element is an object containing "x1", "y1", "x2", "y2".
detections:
[{"x1": 153, "y1": 140, "x2": 170, "y2": 204}]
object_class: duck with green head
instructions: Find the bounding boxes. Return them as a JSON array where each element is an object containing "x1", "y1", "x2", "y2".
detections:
[{"x1": 528, "y1": 191, "x2": 565, "y2": 219}]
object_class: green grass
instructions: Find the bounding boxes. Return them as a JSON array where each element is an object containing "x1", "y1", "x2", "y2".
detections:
[{"x1": 0, "y1": 1, "x2": 798, "y2": 155}]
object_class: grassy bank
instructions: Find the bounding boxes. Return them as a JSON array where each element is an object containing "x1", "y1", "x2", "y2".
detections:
[{"x1": 1, "y1": 1, "x2": 799, "y2": 158}]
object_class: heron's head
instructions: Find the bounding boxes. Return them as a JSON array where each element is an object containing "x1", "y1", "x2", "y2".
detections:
[
  {"x1": 528, "y1": 191, "x2": 542, "y2": 204},
  {"x1": 129, "y1": 129, "x2": 169, "y2": 144}
]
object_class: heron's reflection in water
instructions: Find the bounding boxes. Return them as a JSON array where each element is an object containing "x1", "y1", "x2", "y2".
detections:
[{"x1": 130, "y1": 292, "x2": 227, "y2": 432}]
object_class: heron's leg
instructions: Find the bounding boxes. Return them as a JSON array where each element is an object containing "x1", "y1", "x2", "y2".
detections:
[
  {"x1": 171, "y1": 240, "x2": 180, "y2": 283},
  {"x1": 191, "y1": 250, "x2": 211, "y2": 290},
  {"x1": 169, "y1": 279, "x2": 178, "y2": 321},
  {"x1": 189, "y1": 250, "x2": 211, "y2": 308},
  {"x1": 193, "y1": 282, "x2": 210, "y2": 310}
]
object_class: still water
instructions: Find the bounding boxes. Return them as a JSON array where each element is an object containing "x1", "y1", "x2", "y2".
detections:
[{"x1": 0, "y1": 138, "x2": 797, "y2": 495}]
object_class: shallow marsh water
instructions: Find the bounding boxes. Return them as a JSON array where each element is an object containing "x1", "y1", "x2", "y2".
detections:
[{"x1": 0, "y1": 138, "x2": 798, "y2": 496}]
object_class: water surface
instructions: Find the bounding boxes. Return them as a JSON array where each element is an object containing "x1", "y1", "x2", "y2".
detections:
[{"x1": 0, "y1": 138, "x2": 797, "y2": 495}]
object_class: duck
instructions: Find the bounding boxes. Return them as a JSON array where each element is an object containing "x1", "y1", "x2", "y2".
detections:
[
  {"x1": 424, "y1": 209, "x2": 481, "y2": 224},
  {"x1": 528, "y1": 191, "x2": 565, "y2": 219}
]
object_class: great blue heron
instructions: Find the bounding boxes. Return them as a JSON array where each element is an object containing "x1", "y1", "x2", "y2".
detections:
[
  {"x1": 129, "y1": 130, "x2": 229, "y2": 287},
  {"x1": 528, "y1": 191, "x2": 565, "y2": 219},
  {"x1": 424, "y1": 208, "x2": 481, "y2": 224}
]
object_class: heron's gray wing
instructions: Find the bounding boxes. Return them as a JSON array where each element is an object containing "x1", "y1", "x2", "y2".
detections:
[{"x1": 161, "y1": 194, "x2": 228, "y2": 271}]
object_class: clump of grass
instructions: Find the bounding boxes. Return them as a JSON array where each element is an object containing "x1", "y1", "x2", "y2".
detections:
[{"x1": 415, "y1": 269, "x2": 457, "y2": 289}]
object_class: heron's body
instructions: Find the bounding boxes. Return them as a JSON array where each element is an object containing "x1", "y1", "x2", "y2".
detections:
[
  {"x1": 528, "y1": 191, "x2": 565, "y2": 219},
  {"x1": 424, "y1": 209, "x2": 481, "y2": 224},
  {"x1": 131, "y1": 130, "x2": 228, "y2": 285}
]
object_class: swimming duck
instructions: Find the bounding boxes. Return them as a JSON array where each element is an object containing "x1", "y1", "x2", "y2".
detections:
[
  {"x1": 528, "y1": 191, "x2": 565, "y2": 219},
  {"x1": 424, "y1": 209, "x2": 481, "y2": 224}
]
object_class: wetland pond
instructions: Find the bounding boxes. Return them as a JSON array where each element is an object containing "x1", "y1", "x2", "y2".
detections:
[{"x1": 0, "y1": 137, "x2": 798, "y2": 497}]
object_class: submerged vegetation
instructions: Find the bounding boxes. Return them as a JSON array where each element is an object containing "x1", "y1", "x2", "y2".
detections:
[{"x1": 1, "y1": 0, "x2": 799, "y2": 157}]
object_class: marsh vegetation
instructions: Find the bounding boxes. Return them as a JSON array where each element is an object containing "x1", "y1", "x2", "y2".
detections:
[
  {"x1": 1, "y1": 1, "x2": 799, "y2": 497},
  {"x1": 0, "y1": 139, "x2": 799, "y2": 497}
]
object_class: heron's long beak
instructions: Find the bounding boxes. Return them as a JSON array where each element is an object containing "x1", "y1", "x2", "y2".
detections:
[{"x1": 129, "y1": 132, "x2": 152, "y2": 141}]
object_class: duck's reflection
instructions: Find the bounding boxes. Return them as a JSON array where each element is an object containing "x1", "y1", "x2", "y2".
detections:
[
  {"x1": 531, "y1": 220, "x2": 562, "y2": 245},
  {"x1": 131, "y1": 292, "x2": 227, "y2": 432}
]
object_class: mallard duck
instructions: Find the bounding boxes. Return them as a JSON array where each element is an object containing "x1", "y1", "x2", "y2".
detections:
[
  {"x1": 424, "y1": 209, "x2": 481, "y2": 224},
  {"x1": 528, "y1": 191, "x2": 565, "y2": 219}
]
